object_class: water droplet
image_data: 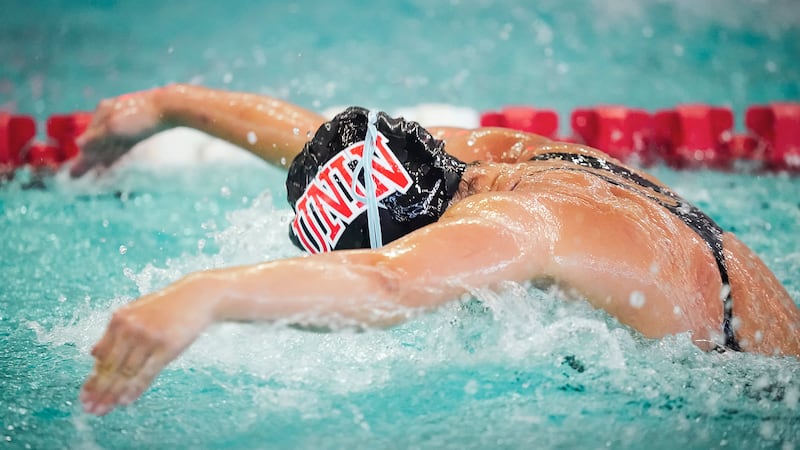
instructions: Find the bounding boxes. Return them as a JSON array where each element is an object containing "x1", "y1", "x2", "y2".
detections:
[
  {"x1": 673, "y1": 306, "x2": 682, "y2": 315},
  {"x1": 247, "y1": 131, "x2": 257, "y2": 144},
  {"x1": 292, "y1": 127, "x2": 300, "y2": 135},
  {"x1": 765, "y1": 60, "x2": 777, "y2": 73},
  {"x1": 784, "y1": 387, "x2": 799, "y2": 410},
  {"x1": 280, "y1": 157, "x2": 287, "y2": 166},
  {"x1": 719, "y1": 283, "x2": 731, "y2": 301},
  {"x1": 759, "y1": 421, "x2": 775, "y2": 439},
  {"x1": 629, "y1": 291, "x2": 646, "y2": 309},
  {"x1": 499, "y1": 23, "x2": 512, "y2": 40},
  {"x1": 464, "y1": 379, "x2": 479, "y2": 395},
  {"x1": 119, "y1": 245, "x2": 128, "y2": 255}
]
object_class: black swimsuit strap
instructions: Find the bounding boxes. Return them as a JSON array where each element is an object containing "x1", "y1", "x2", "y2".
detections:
[{"x1": 531, "y1": 152, "x2": 740, "y2": 351}]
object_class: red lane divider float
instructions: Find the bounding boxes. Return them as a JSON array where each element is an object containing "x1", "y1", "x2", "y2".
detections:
[
  {"x1": 572, "y1": 106, "x2": 653, "y2": 165},
  {"x1": 746, "y1": 103, "x2": 800, "y2": 170},
  {"x1": 1, "y1": 105, "x2": 798, "y2": 174},
  {"x1": 47, "y1": 113, "x2": 92, "y2": 162},
  {"x1": 480, "y1": 102, "x2": 800, "y2": 173},
  {"x1": 0, "y1": 113, "x2": 36, "y2": 169},
  {"x1": 480, "y1": 106, "x2": 559, "y2": 139},
  {"x1": 0, "y1": 112, "x2": 91, "y2": 171},
  {"x1": 653, "y1": 104, "x2": 735, "y2": 169}
]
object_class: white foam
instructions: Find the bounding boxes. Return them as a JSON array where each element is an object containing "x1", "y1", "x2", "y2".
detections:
[
  {"x1": 118, "y1": 127, "x2": 263, "y2": 169},
  {"x1": 391, "y1": 104, "x2": 481, "y2": 128}
]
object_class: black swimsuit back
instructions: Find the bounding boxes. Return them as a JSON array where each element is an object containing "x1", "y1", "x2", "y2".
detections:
[{"x1": 531, "y1": 152, "x2": 740, "y2": 351}]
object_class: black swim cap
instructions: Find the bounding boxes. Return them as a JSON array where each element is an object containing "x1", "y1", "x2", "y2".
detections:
[{"x1": 286, "y1": 106, "x2": 466, "y2": 253}]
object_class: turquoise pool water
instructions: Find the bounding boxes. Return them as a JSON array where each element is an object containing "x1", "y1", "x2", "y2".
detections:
[{"x1": 2, "y1": 1, "x2": 800, "y2": 449}]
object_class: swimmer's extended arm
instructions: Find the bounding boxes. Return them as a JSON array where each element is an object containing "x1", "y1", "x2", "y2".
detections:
[
  {"x1": 80, "y1": 192, "x2": 552, "y2": 416},
  {"x1": 73, "y1": 84, "x2": 325, "y2": 175}
]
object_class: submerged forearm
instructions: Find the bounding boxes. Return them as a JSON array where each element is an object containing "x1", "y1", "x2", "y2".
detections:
[{"x1": 155, "y1": 84, "x2": 325, "y2": 167}]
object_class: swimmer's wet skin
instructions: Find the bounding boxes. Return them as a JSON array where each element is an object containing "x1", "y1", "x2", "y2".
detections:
[
  {"x1": 77, "y1": 84, "x2": 800, "y2": 416},
  {"x1": 529, "y1": 152, "x2": 740, "y2": 351}
]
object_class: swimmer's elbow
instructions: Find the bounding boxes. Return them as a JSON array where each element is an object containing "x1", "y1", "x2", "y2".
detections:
[
  {"x1": 364, "y1": 257, "x2": 430, "y2": 311},
  {"x1": 369, "y1": 261, "x2": 448, "y2": 312},
  {"x1": 367, "y1": 262, "x2": 404, "y2": 302},
  {"x1": 335, "y1": 252, "x2": 450, "y2": 325}
]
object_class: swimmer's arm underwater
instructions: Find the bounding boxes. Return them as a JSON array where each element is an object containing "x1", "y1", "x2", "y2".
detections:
[
  {"x1": 80, "y1": 195, "x2": 552, "y2": 416},
  {"x1": 73, "y1": 84, "x2": 326, "y2": 175}
]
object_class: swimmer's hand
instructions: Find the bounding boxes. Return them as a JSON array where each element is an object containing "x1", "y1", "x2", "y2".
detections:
[
  {"x1": 80, "y1": 289, "x2": 212, "y2": 416},
  {"x1": 71, "y1": 89, "x2": 168, "y2": 177}
]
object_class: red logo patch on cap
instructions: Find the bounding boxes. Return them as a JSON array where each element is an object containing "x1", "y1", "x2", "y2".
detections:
[{"x1": 292, "y1": 133, "x2": 413, "y2": 253}]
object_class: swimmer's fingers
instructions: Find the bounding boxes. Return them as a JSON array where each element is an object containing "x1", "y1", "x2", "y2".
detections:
[
  {"x1": 118, "y1": 350, "x2": 173, "y2": 407},
  {"x1": 81, "y1": 342, "x2": 158, "y2": 416},
  {"x1": 84, "y1": 341, "x2": 130, "y2": 403},
  {"x1": 82, "y1": 290, "x2": 213, "y2": 415},
  {"x1": 89, "y1": 307, "x2": 138, "y2": 361},
  {"x1": 70, "y1": 138, "x2": 135, "y2": 177},
  {"x1": 82, "y1": 309, "x2": 150, "y2": 412},
  {"x1": 88, "y1": 347, "x2": 171, "y2": 416},
  {"x1": 99, "y1": 323, "x2": 135, "y2": 373},
  {"x1": 72, "y1": 129, "x2": 139, "y2": 177},
  {"x1": 89, "y1": 328, "x2": 142, "y2": 401},
  {"x1": 106, "y1": 341, "x2": 153, "y2": 400},
  {"x1": 94, "y1": 344, "x2": 156, "y2": 415},
  {"x1": 80, "y1": 359, "x2": 120, "y2": 414},
  {"x1": 118, "y1": 342, "x2": 154, "y2": 383},
  {"x1": 71, "y1": 92, "x2": 162, "y2": 177}
]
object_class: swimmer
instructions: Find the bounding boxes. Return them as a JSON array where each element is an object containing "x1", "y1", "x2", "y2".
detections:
[{"x1": 77, "y1": 84, "x2": 800, "y2": 416}]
